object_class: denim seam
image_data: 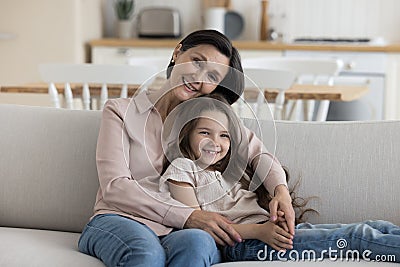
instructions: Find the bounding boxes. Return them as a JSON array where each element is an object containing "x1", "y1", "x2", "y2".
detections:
[
  {"x1": 351, "y1": 233, "x2": 400, "y2": 249},
  {"x1": 85, "y1": 224, "x2": 132, "y2": 252},
  {"x1": 117, "y1": 251, "x2": 133, "y2": 267}
]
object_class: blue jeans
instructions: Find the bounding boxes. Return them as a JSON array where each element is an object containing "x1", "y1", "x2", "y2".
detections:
[
  {"x1": 223, "y1": 220, "x2": 400, "y2": 263},
  {"x1": 78, "y1": 214, "x2": 221, "y2": 267}
]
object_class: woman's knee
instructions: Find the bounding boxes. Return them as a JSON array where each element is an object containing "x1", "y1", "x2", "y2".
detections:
[
  {"x1": 182, "y1": 229, "x2": 217, "y2": 253},
  {"x1": 78, "y1": 214, "x2": 166, "y2": 266}
]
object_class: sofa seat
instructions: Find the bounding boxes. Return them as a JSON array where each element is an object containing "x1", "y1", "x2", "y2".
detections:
[{"x1": 0, "y1": 227, "x2": 103, "y2": 267}]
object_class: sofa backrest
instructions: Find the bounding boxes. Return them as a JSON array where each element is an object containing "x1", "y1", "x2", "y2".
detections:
[
  {"x1": 244, "y1": 119, "x2": 400, "y2": 226},
  {"x1": 0, "y1": 104, "x2": 101, "y2": 233},
  {"x1": 1, "y1": 104, "x2": 399, "y2": 233}
]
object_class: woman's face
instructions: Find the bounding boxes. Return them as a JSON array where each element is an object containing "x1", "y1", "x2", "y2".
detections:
[
  {"x1": 189, "y1": 110, "x2": 230, "y2": 170},
  {"x1": 170, "y1": 44, "x2": 230, "y2": 102}
]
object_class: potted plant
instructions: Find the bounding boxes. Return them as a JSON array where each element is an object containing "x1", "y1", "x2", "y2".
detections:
[{"x1": 114, "y1": 0, "x2": 135, "y2": 39}]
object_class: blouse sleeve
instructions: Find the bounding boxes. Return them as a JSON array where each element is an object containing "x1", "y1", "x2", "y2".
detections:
[
  {"x1": 244, "y1": 126, "x2": 287, "y2": 196},
  {"x1": 159, "y1": 158, "x2": 201, "y2": 208},
  {"x1": 96, "y1": 100, "x2": 194, "y2": 229},
  {"x1": 159, "y1": 158, "x2": 198, "y2": 192}
]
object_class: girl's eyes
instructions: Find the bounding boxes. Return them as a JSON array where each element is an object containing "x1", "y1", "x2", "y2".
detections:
[{"x1": 198, "y1": 131, "x2": 230, "y2": 139}]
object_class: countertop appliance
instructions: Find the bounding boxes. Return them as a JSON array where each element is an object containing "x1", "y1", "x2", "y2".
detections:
[
  {"x1": 137, "y1": 8, "x2": 181, "y2": 38},
  {"x1": 285, "y1": 49, "x2": 386, "y2": 121}
]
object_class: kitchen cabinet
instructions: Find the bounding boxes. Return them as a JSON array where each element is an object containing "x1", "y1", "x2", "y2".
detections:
[
  {"x1": 91, "y1": 46, "x2": 282, "y2": 65},
  {"x1": 90, "y1": 39, "x2": 287, "y2": 64},
  {"x1": 92, "y1": 47, "x2": 173, "y2": 65}
]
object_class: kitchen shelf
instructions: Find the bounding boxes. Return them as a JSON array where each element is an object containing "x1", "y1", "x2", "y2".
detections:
[{"x1": 89, "y1": 38, "x2": 400, "y2": 53}]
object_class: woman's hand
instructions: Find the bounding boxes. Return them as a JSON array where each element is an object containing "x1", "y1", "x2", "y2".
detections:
[
  {"x1": 257, "y1": 221, "x2": 293, "y2": 252},
  {"x1": 184, "y1": 210, "x2": 242, "y2": 246},
  {"x1": 269, "y1": 184, "x2": 296, "y2": 236}
]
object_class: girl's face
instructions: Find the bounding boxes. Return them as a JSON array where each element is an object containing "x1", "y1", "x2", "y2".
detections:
[
  {"x1": 170, "y1": 44, "x2": 230, "y2": 102},
  {"x1": 189, "y1": 110, "x2": 230, "y2": 169}
]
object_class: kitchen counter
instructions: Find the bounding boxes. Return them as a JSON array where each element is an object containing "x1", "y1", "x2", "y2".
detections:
[{"x1": 89, "y1": 38, "x2": 400, "y2": 53}]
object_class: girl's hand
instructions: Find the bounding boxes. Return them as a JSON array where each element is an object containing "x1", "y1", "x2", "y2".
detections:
[{"x1": 257, "y1": 221, "x2": 293, "y2": 252}]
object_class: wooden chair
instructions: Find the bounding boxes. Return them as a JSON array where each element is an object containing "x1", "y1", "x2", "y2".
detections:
[
  {"x1": 39, "y1": 63, "x2": 158, "y2": 110},
  {"x1": 242, "y1": 57, "x2": 343, "y2": 121},
  {"x1": 234, "y1": 68, "x2": 296, "y2": 120}
]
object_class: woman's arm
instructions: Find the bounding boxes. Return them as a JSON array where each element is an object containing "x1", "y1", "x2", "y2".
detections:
[
  {"x1": 168, "y1": 179, "x2": 293, "y2": 250},
  {"x1": 244, "y1": 126, "x2": 296, "y2": 235},
  {"x1": 96, "y1": 100, "x2": 194, "y2": 229}
]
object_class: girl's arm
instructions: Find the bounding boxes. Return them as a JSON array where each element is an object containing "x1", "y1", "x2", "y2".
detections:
[
  {"x1": 168, "y1": 180, "x2": 201, "y2": 209},
  {"x1": 232, "y1": 222, "x2": 293, "y2": 251},
  {"x1": 168, "y1": 180, "x2": 293, "y2": 251},
  {"x1": 162, "y1": 159, "x2": 242, "y2": 246}
]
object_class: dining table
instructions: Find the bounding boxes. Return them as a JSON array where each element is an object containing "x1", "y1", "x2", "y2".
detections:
[
  {"x1": 0, "y1": 80, "x2": 368, "y2": 121},
  {"x1": 0, "y1": 81, "x2": 368, "y2": 102}
]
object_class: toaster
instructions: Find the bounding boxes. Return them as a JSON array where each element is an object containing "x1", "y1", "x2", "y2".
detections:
[{"x1": 137, "y1": 8, "x2": 181, "y2": 38}]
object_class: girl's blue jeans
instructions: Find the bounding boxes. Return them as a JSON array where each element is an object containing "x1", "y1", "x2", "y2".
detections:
[
  {"x1": 222, "y1": 220, "x2": 400, "y2": 263},
  {"x1": 78, "y1": 214, "x2": 221, "y2": 267}
]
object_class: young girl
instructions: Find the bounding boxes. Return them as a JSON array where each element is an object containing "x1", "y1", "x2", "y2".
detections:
[{"x1": 160, "y1": 94, "x2": 400, "y2": 263}]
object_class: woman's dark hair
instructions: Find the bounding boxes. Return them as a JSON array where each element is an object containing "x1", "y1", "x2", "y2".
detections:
[{"x1": 166, "y1": 30, "x2": 244, "y2": 105}]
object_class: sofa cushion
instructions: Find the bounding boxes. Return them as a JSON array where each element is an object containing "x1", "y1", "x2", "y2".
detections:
[
  {"x1": 0, "y1": 227, "x2": 104, "y2": 266},
  {"x1": 0, "y1": 104, "x2": 102, "y2": 233}
]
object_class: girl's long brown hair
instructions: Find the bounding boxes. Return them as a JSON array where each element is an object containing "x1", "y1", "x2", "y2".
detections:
[{"x1": 240, "y1": 166, "x2": 318, "y2": 225}]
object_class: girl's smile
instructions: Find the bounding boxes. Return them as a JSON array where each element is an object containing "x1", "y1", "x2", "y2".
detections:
[{"x1": 189, "y1": 110, "x2": 230, "y2": 170}]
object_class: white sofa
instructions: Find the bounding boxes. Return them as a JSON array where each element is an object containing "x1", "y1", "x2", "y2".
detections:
[{"x1": 0, "y1": 104, "x2": 399, "y2": 266}]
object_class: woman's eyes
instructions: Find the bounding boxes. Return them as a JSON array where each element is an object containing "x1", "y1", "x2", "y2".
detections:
[
  {"x1": 199, "y1": 131, "x2": 209, "y2": 135},
  {"x1": 193, "y1": 58, "x2": 202, "y2": 68},
  {"x1": 192, "y1": 58, "x2": 218, "y2": 83},
  {"x1": 207, "y1": 73, "x2": 218, "y2": 83},
  {"x1": 221, "y1": 134, "x2": 230, "y2": 139}
]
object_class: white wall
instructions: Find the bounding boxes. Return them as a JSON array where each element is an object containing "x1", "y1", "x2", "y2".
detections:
[
  {"x1": 0, "y1": 0, "x2": 102, "y2": 85},
  {"x1": 103, "y1": 0, "x2": 400, "y2": 42}
]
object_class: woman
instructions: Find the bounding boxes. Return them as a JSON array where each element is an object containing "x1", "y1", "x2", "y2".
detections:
[{"x1": 78, "y1": 29, "x2": 294, "y2": 267}]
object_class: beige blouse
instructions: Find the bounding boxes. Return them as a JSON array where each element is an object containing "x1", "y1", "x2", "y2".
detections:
[
  {"x1": 159, "y1": 158, "x2": 270, "y2": 224},
  {"x1": 93, "y1": 90, "x2": 286, "y2": 236}
]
